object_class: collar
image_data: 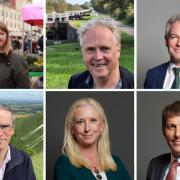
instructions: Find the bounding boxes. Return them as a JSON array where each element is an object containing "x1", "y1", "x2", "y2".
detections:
[
  {"x1": 84, "y1": 74, "x2": 93, "y2": 88},
  {"x1": 170, "y1": 153, "x2": 180, "y2": 164},
  {"x1": 84, "y1": 74, "x2": 122, "y2": 89},
  {"x1": 5, "y1": 146, "x2": 11, "y2": 164},
  {"x1": 0, "y1": 53, "x2": 8, "y2": 59},
  {"x1": 168, "y1": 62, "x2": 180, "y2": 72},
  {"x1": 115, "y1": 79, "x2": 122, "y2": 89},
  {"x1": 1, "y1": 146, "x2": 11, "y2": 167}
]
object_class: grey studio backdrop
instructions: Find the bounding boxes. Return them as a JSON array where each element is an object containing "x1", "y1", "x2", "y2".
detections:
[
  {"x1": 46, "y1": 91, "x2": 134, "y2": 180},
  {"x1": 137, "y1": 92, "x2": 180, "y2": 180},
  {"x1": 137, "y1": 0, "x2": 180, "y2": 88}
]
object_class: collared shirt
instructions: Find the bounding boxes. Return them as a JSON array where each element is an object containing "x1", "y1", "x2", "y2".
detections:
[
  {"x1": 163, "y1": 62, "x2": 180, "y2": 89},
  {"x1": 163, "y1": 154, "x2": 180, "y2": 180},
  {"x1": 92, "y1": 171, "x2": 108, "y2": 180},
  {"x1": 0, "y1": 146, "x2": 11, "y2": 180},
  {"x1": 85, "y1": 74, "x2": 122, "y2": 89}
]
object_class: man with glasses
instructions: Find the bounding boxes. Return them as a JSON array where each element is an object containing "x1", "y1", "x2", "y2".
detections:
[
  {"x1": 144, "y1": 14, "x2": 180, "y2": 89},
  {"x1": 0, "y1": 105, "x2": 36, "y2": 180}
]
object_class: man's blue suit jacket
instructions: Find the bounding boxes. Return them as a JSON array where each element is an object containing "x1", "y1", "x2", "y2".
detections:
[
  {"x1": 146, "y1": 153, "x2": 170, "y2": 180},
  {"x1": 144, "y1": 62, "x2": 170, "y2": 89}
]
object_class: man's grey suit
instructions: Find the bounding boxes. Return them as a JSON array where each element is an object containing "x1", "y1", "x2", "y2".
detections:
[{"x1": 146, "y1": 153, "x2": 171, "y2": 180}]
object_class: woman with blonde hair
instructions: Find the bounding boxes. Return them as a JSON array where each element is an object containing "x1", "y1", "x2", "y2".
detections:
[
  {"x1": 0, "y1": 21, "x2": 30, "y2": 88},
  {"x1": 54, "y1": 97, "x2": 131, "y2": 179}
]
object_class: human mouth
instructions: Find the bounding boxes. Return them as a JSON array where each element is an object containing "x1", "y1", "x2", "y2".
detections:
[
  {"x1": 0, "y1": 139, "x2": 6, "y2": 142},
  {"x1": 174, "y1": 49, "x2": 180, "y2": 52},
  {"x1": 92, "y1": 63, "x2": 106, "y2": 67},
  {"x1": 82, "y1": 135, "x2": 92, "y2": 138},
  {"x1": 172, "y1": 140, "x2": 180, "y2": 145}
]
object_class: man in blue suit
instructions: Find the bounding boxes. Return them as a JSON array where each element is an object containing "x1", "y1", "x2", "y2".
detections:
[
  {"x1": 144, "y1": 14, "x2": 180, "y2": 89},
  {"x1": 146, "y1": 101, "x2": 180, "y2": 180}
]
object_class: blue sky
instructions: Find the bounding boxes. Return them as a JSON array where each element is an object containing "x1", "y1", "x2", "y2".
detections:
[
  {"x1": 0, "y1": 91, "x2": 43, "y2": 102},
  {"x1": 66, "y1": 0, "x2": 90, "y2": 5}
]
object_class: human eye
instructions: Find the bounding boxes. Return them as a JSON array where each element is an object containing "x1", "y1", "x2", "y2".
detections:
[
  {"x1": 90, "y1": 118, "x2": 97, "y2": 123},
  {"x1": 86, "y1": 47, "x2": 95, "y2": 53},
  {"x1": 166, "y1": 124, "x2": 175, "y2": 129},
  {"x1": 101, "y1": 46, "x2": 110, "y2": 52},
  {"x1": 168, "y1": 34, "x2": 178, "y2": 40},
  {"x1": 0, "y1": 125, "x2": 11, "y2": 131},
  {"x1": 75, "y1": 119, "x2": 84, "y2": 125}
]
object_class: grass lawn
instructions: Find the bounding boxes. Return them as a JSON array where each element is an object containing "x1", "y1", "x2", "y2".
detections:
[
  {"x1": 46, "y1": 33, "x2": 134, "y2": 89},
  {"x1": 32, "y1": 152, "x2": 43, "y2": 180}
]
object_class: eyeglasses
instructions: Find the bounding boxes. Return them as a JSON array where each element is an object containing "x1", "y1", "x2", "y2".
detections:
[
  {"x1": 95, "y1": 170, "x2": 102, "y2": 180},
  {"x1": 168, "y1": 34, "x2": 180, "y2": 42},
  {"x1": 0, "y1": 125, "x2": 12, "y2": 133}
]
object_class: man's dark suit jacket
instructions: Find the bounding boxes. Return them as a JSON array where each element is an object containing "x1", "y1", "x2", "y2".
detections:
[
  {"x1": 144, "y1": 61, "x2": 170, "y2": 89},
  {"x1": 146, "y1": 153, "x2": 171, "y2": 180},
  {"x1": 68, "y1": 66, "x2": 134, "y2": 89}
]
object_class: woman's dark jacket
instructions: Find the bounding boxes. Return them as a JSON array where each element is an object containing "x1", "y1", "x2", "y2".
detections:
[{"x1": 0, "y1": 51, "x2": 30, "y2": 88}]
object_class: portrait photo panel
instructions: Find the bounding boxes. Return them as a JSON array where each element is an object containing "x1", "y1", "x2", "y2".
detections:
[
  {"x1": 137, "y1": 0, "x2": 180, "y2": 88},
  {"x1": 137, "y1": 91, "x2": 180, "y2": 180},
  {"x1": 46, "y1": 91, "x2": 134, "y2": 180}
]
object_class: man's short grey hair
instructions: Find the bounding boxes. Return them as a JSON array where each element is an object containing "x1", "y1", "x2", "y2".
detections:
[
  {"x1": 0, "y1": 104, "x2": 15, "y2": 127},
  {"x1": 165, "y1": 13, "x2": 180, "y2": 39},
  {"x1": 78, "y1": 18, "x2": 121, "y2": 47}
]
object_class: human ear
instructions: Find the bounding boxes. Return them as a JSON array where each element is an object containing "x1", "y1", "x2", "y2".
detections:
[
  {"x1": 165, "y1": 37, "x2": 168, "y2": 47},
  {"x1": 10, "y1": 128, "x2": 14, "y2": 136}
]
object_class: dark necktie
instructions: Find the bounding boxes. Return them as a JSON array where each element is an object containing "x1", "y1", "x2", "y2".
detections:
[
  {"x1": 166, "y1": 160, "x2": 179, "y2": 180},
  {"x1": 172, "y1": 68, "x2": 180, "y2": 89}
]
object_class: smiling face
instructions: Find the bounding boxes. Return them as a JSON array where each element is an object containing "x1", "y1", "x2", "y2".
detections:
[
  {"x1": 163, "y1": 116, "x2": 180, "y2": 157},
  {"x1": 166, "y1": 21, "x2": 180, "y2": 66},
  {"x1": 82, "y1": 25, "x2": 120, "y2": 81},
  {"x1": 0, "y1": 29, "x2": 7, "y2": 50},
  {"x1": 72, "y1": 105, "x2": 104, "y2": 148}
]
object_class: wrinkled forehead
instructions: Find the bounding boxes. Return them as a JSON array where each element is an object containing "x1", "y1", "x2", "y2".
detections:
[{"x1": 0, "y1": 109, "x2": 12, "y2": 123}]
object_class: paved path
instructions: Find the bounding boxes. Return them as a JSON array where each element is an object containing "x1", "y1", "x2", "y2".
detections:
[
  {"x1": 93, "y1": 13, "x2": 134, "y2": 36},
  {"x1": 119, "y1": 21, "x2": 134, "y2": 36}
]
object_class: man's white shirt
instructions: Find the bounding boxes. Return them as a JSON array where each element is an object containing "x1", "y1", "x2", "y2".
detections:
[
  {"x1": 163, "y1": 154, "x2": 180, "y2": 180},
  {"x1": 0, "y1": 146, "x2": 11, "y2": 180},
  {"x1": 163, "y1": 62, "x2": 180, "y2": 89}
]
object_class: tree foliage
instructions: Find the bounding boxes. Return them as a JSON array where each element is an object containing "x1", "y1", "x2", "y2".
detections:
[
  {"x1": 46, "y1": 0, "x2": 90, "y2": 13},
  {"x1": 91, "y1": 0, "x2": 134, "y2": 24}
]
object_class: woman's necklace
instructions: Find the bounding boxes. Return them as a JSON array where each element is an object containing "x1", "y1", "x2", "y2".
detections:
[{"x1": 93, "y1": 167, "x2": 102, "y2": 180}]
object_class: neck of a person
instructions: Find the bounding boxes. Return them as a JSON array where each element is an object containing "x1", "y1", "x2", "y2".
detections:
[
  {"x1": 0, "y1": 146, "x2": 8, "y2": 167},
  {"x1": 93, "y1": 68, "x2": 120, "y2": 89},
  {"x1": 171, "y1": 58, "x2": 180, "y2": 67},
  {"x1": 79, "y1": 144, "x2": 101, "y2": 171}
]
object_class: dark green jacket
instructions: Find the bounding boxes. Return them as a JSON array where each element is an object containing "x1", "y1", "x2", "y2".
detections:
[{"x1": 54, "y1": 155, "x2": 131, "y2": 180}]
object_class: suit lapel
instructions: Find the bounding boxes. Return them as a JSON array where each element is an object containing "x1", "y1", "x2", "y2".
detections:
[
  {"x1": 158, "y1": 61, "x2": 170, "y2": 88},
  {"x1": 159, "y1": 153, "x2": 171, "y2": 180}
]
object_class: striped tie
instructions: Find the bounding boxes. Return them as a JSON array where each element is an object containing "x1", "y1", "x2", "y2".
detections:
[{"x1": 166, "y1": 160, "x2": 179, "y2": 180}]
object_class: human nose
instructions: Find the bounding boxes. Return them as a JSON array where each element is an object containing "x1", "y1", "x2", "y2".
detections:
[
  {"x1": 176, "y1": 37, "x2": 180, "y2": 46},
  {"x1": 175, "y1": 127, "x2": 180, "y2": 138},
  {"x1": 94, "y1": 49, "x2": 103, "y2": 60},
  {"x1": 0, "y1": 127, "x2": 4, "y2": 136},
  {"x1": 84, "y1": 122, "x2": 90, "y2": 132}
]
